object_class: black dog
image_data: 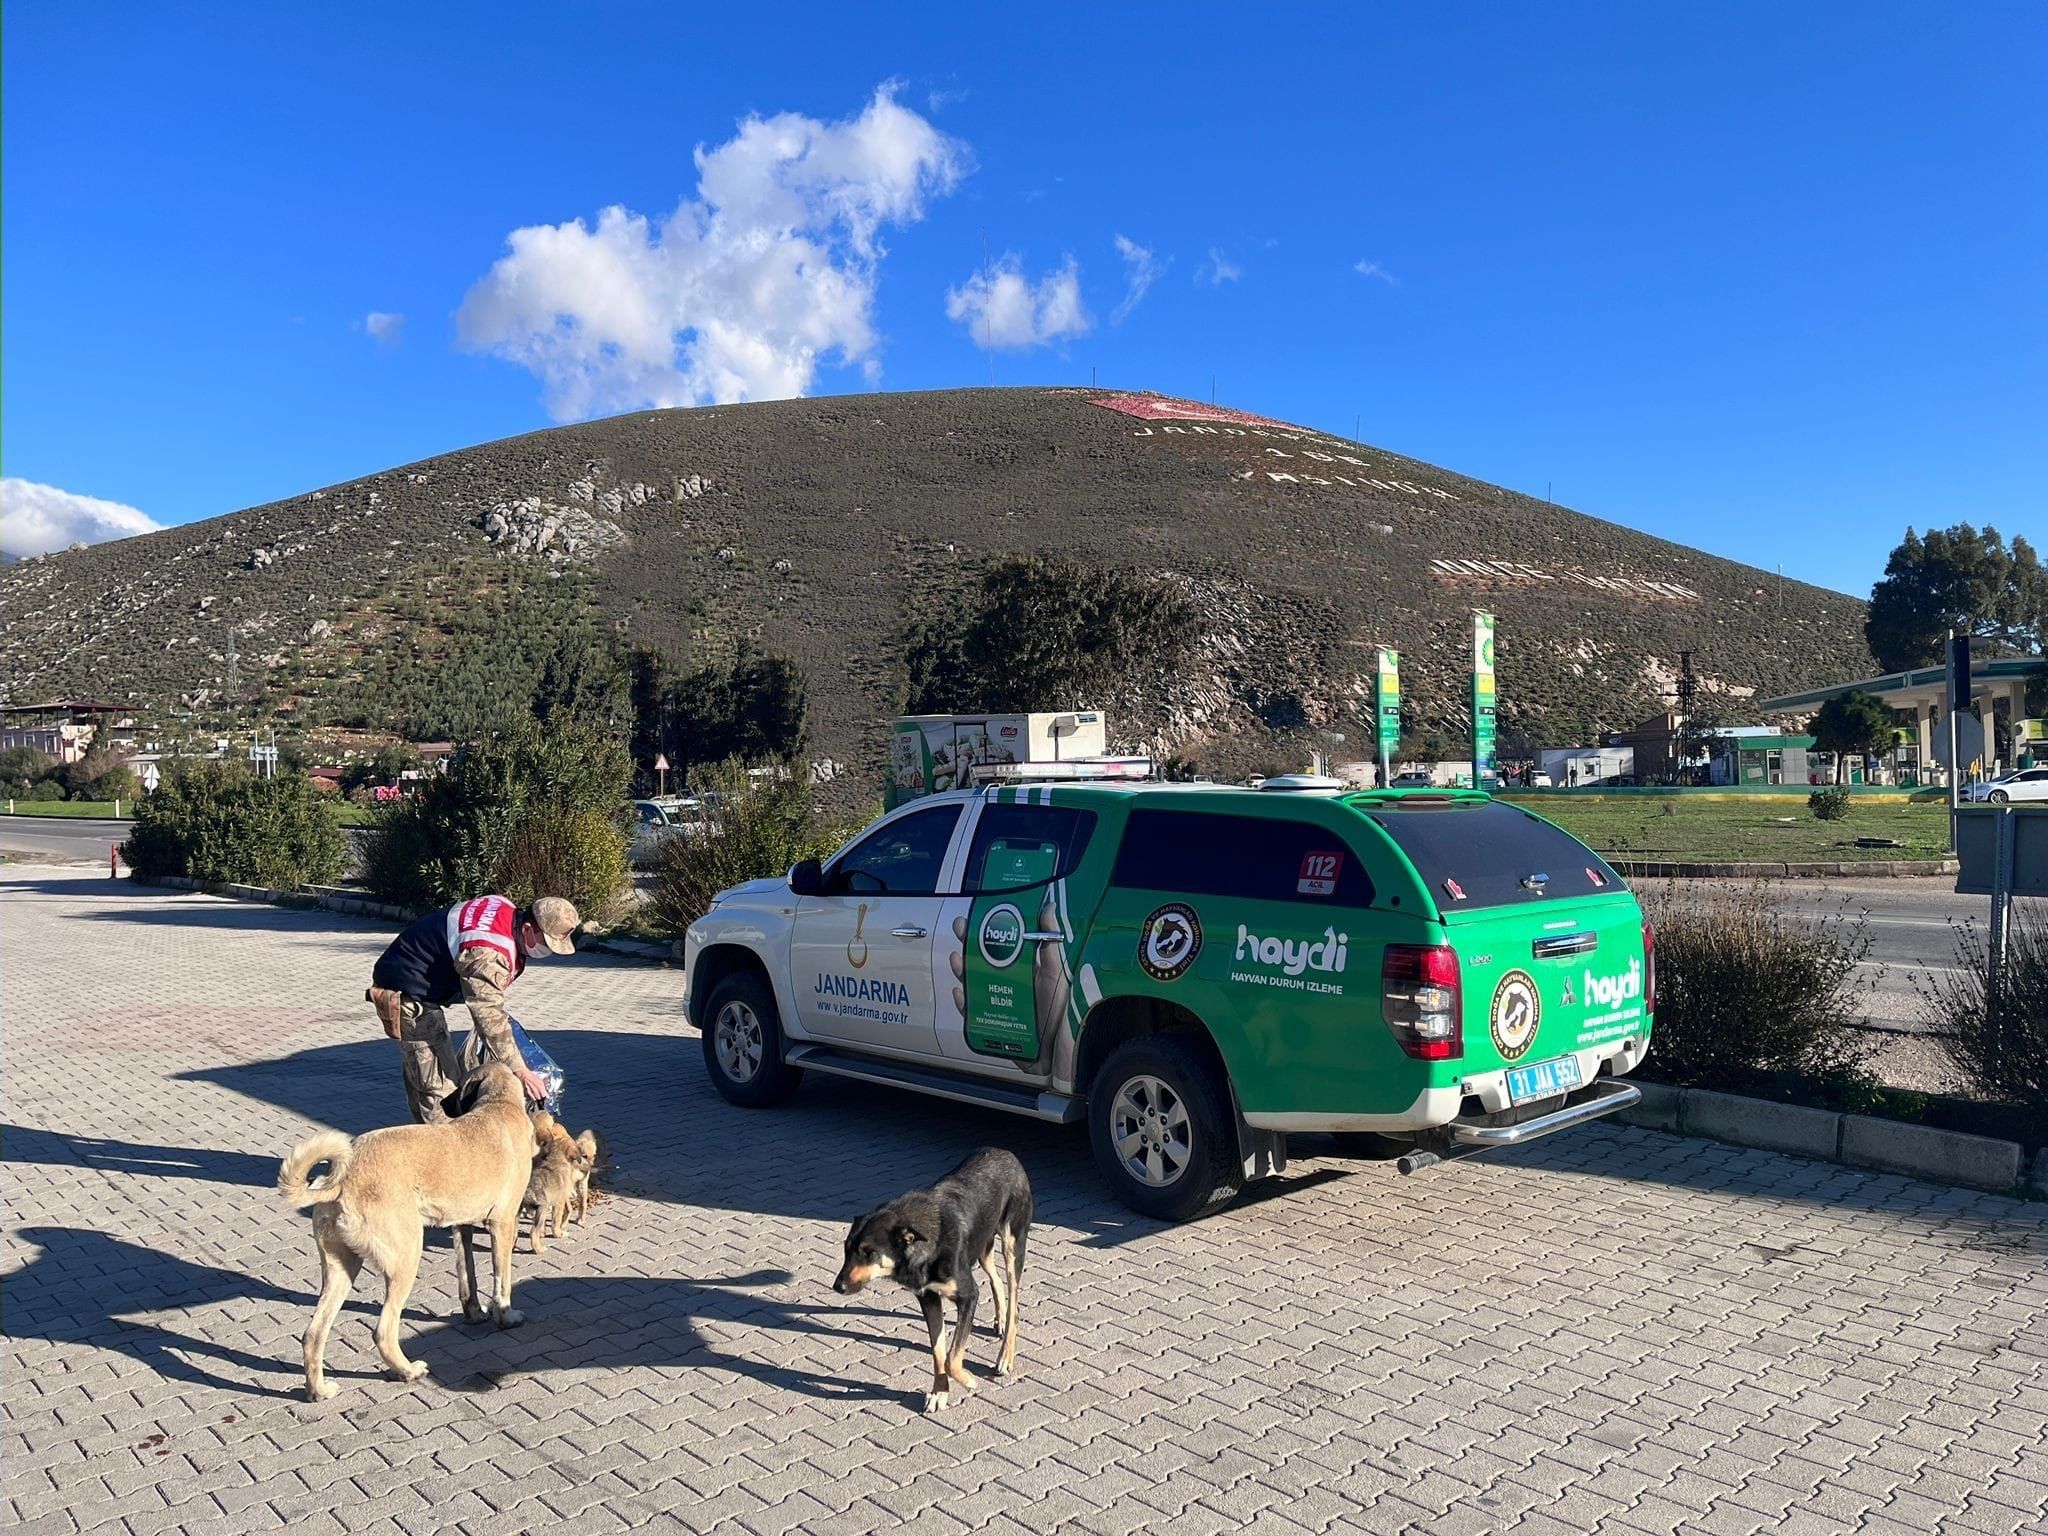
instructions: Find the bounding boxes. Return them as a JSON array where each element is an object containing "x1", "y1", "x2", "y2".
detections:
[{"x1": 834, "y1": 1147, "x2": 1034, "y2": 1412}]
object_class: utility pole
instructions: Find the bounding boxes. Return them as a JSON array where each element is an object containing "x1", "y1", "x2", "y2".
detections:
[
  {"x1": 225, "y1": 628, "x2": 239, "y2": 696},
  {"x1": 1675, "y1": 652, "x2": 1697, "y2": 781}
]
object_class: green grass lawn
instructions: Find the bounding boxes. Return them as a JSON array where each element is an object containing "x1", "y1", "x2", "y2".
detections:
[
  {"x1": 1499, "y1": 794, "x2": 1953, "y2": 863},
  {"x1": 0, "y1": 799, "x2": 134, "y2": 818}
]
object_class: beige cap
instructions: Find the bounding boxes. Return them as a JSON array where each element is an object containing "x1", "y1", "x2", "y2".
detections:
[{"x1": 530, "y1": 896, "x2": 580, "y2": 955}]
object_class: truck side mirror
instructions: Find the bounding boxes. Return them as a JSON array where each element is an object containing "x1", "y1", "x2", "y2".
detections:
[{"x1": 788, "y1": 858, "x2": 824, "y2": 897}]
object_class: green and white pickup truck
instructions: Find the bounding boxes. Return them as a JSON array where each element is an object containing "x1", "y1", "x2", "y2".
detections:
[{"x1": 683, "y1": 782, "x2": 1652, "y2": 1220}]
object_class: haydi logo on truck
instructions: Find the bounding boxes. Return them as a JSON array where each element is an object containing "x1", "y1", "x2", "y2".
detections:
[{"x1": 1230, "y1": 924, "x2": 1349, "y2": 995}]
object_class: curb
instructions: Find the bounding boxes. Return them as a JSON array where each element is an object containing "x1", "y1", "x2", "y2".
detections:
[
  {"x1": 132, "y1": 874, "x2": 673, "y2": 964},
  {"x1": 1612, "y1": 858, "x2": 1957, "y2": 879},
  {"x1": 1616, "y1": 1081, "x2": 2038, "y2": 1196},
  {"x1": 148, "y1": 873, "x2": 413, "y2": 921}
]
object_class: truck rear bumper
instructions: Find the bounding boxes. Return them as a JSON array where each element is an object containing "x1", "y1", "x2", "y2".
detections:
[
  {"x1": 1447, "y1": 1078, "x2": 1641, "y2": 1146},
  {"x1": 1241, "y1": 1031, "x2": 1649, "y2": 1135}
]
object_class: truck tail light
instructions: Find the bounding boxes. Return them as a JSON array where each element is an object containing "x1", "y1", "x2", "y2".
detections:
[
  {"x1": 1642, "y1": 916, "x2": 1656, "y2": 1016},
  {"x1": 1382, "y1": 944, "x2": 1462, "y2": 1061}
]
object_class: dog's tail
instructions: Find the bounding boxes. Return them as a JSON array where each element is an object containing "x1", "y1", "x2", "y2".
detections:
[{"x1": 278, "y1": 1131, "x2": 355, "y2": 1208}]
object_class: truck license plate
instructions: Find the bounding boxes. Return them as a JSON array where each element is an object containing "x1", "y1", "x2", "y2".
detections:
[{"x1": 1506, "y1": 1055, "x2": 1582, "y2": 1106}]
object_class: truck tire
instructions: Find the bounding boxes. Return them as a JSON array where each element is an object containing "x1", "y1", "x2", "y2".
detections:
[
  {"x1": 700, "y1": 971, "x2": 802, "y2": 1108},
  {"x1": 1088, "y1": 1034, "x2": 1243, "y2": 1222}
]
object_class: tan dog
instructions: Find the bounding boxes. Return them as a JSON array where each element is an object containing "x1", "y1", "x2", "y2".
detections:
[
  {"x1": 278, "y1": 1061, "x2": 539, "y2": 1401},
  {"x1": 523, "y1": 1113, "x2": 596, "y2": 1254},
  {"x1": 570, "y1": 1127, "x2": 602, "y2": 1222}
]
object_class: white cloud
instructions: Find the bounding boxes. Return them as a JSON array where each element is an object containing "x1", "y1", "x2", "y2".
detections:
[
  {"x1": 363, "y1": 311, "x2": 405, "y2": 343},
  {"x1": 1198, "y1": 247, "x2": 1242, "y2": 285},
  {"x1": 0, "y1": 479, "x2": 161, "y2": 558},
  {"x1": 1111, "y1": 235, "x2": 1165, "y2": 323},
  {"x1": 458, "y1": 83, "x2": 970, "y2": 420},
  {"x1": 1353, "y1": 258, "x2": 1398, "y2": 286},
  {"x1": 945, "y1": 255, "x2": 1091, "y2": 350}
]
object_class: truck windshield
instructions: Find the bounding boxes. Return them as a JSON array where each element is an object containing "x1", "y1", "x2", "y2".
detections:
[{"x1": 1362, "y1": 801, "x2": 1624, "y2": 909}]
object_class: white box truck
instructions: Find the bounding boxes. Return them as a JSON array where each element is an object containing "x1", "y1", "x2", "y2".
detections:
[{"x1": 886, "y1": 712, "x2": 1151, "y2": 807}]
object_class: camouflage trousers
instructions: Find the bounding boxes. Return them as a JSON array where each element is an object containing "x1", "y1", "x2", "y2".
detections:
[{"x1": 397, "y1": 1000, "x2": 511, "y2": 1123}]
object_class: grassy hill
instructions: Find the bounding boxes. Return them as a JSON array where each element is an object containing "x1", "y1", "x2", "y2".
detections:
[{"x1": 0, "y1": 387, "x2": 1873, "y2": 779}]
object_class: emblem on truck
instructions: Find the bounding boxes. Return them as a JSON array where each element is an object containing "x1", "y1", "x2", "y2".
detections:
[
  {"x1": 1139, "y1": 903, "x2": 1203, "y2": 982},
  {"x1": 978, "y1": 904, "x2": 1027, "y2": 968},
  {"x1": 1491, "y1": 970, "x2": 1541, "y2": 1060}
]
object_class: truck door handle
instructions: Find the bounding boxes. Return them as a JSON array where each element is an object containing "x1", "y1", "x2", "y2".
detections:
[
  {"x1": 1532, "y1": 932, "x2": 1598, "y2": 959},
  {"x1": 1022, "y1": 931, "x2": 1066, "y2": 942},
  {"x1": 890, "y1": 925, "x2": 929, "y2": 939}
]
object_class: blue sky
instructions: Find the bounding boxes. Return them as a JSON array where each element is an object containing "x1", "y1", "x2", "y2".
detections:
[{"x1": 4, "y1": 3, "x2": 2042, "y2": 595}]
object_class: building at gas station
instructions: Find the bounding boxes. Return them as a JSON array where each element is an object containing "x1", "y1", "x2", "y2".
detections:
[{"x1": 1758, "y1": 656, "x2": 2040, "y2": 783}]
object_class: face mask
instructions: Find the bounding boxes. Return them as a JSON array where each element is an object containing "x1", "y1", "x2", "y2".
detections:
[{"x1": 523, "y1": 932, "x2": 550, "y2": 959}]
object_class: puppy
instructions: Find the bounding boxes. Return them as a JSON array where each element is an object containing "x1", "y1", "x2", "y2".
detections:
[
  {"x1": 570, "y1": 1128, "x2": 603, "y2": 1223},
  {"x1": 520, "y1": 1122, "x2": 598, "y2": 1253},
  {"x1": 278, "y1": 1061, "x2": 538, "y2": 1401},
  {"x1": 522, "y1": 1112, "x2": 595, "y2": 1254},
  {"x1": 833, "y1": 1147, "x2": 1033, "y2": 1413}
]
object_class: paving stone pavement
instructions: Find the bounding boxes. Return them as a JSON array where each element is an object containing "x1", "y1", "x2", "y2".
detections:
[{"x1": 4, "y1": 864, "x2": 2046, "y2": 1536}]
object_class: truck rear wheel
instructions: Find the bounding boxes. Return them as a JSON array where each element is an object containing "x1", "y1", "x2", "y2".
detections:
[
  {"x1": 700, "y1": 972, "x2": 802, "y2": 1108},
  {"x1": 1088, "y1": 1035, "x2": 1243, "y2": 1222}
]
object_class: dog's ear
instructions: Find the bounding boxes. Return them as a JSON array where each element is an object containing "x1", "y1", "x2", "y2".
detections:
[{"x1": 894, "y1": 1224, "x2": 926, "y2": 1250}]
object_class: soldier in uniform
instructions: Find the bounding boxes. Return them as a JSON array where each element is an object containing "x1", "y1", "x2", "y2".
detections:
[{"x1": 365, "y1": 894, "x2": 580, "y2": 1122}]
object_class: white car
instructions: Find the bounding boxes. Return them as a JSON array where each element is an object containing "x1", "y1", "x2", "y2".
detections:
[
  {"x1": 628, "y1": 797, "x2": 702, "y2": 865},
  {"x1": 1966, "y1": 767, "x2": 2048, "y2": 804}
]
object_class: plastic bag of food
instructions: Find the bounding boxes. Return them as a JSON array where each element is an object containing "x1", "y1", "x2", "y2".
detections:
[{"x1": 460, "y1": 1016, "x2": 565, "y2": 1114}]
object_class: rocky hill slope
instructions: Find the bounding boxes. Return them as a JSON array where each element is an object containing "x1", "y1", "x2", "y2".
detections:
[{"x1": 0, "y1": 387, "x2": 1872, "y2": 776}]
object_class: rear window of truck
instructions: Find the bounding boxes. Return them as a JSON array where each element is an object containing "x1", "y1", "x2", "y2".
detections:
[
  {"x1": 1362, "y1": 801, "x2": 1624, "y2": 908},
  {"x1": 1112, "y1": 809, "x2": 1376, "y2": 907}
]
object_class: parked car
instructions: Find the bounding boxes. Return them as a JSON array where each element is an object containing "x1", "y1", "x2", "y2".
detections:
[
  {"x1": 683, "y1": 782, "x2": 1652, "y2": 1220},
  {"x1": 1387, "y1": 770, "x2": 1435, "y2": 788},
  {"x1": 628, "y1": 797, "x2": 702, "y2": 865},
  {"x1": 1966, "y1": 767, "x2": 2048, "y2": 804}
]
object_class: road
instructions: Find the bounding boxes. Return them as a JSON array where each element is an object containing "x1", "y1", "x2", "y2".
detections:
[
  {"x1": 1, "y1": 815, "x2": 372, "y2": 878},
  {"x1": 0, "y1": 815, "x2": 131, "y2": 867},
  {"x1": 4, "y1": 815, "x2": 1985, "y2": 1019},
  {"x1": 2, "y1": 861, "x2": 2043, "y2": 1536}
]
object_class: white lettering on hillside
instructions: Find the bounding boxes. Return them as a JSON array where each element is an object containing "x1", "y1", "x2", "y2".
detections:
[
  {"x1": 1123, "y1": 422, "x2": 1463, "y2": 503},
  {"x1": 1431, "y1": 557, "x2": 1701, "y2": 602}
]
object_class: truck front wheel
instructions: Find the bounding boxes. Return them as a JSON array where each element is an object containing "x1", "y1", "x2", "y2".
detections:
[
  {"x1": 1088, "y1": 1035, "x2": 1243, "y2": 1222},
  {"x1": 700, "y1": 971, "x2": 802, "y2": 1108}
]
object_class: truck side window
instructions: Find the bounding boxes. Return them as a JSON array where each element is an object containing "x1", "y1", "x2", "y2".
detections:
[
  {"x1": 1111, "y1": 810, "x2": 1375, "y2": 906},
  {"x1": 827, "y1": 805, "x2": 962, "y2": 896},
  {"x1": 964, "y1": 805, "x2": 1099, "y2": 892}
]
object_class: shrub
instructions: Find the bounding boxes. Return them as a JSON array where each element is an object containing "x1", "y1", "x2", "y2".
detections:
[
  {"x1": 648, "y1": 761, "x2": 867, "y2": 933},
  {"x1": 363, "y1": 719, "x2": 632, "y2": 916},
  {"x1": 121, "y1": 763, "x2": 347, "y2": 888},
  {"x1": 24, "y1": 780, "x2": 67, "y2": 802},
  {"x1": 1921, "y1": 905, "x2": 2048, "y2": 1112},
  {"x1": 62, "y1": 746, "x2": 135, "y2": 802},
  {"x1": 1638, "y1": 882, "x2": 1876, "y2": 1094},
  {"x1": 496, "y1": 806, "x2": 632, "y2": 919},
  {"x1": 0, "y1": 745, "x2": 53, "y2": 789},
  {"x1": 1808, "y1": 786, "x2": 1850, "y2": 821}
]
